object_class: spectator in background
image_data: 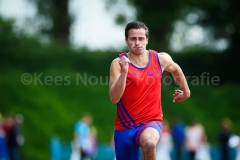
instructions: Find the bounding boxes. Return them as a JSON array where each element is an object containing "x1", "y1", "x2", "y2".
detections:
[
  {"x1": 156, "y1": 120, "x2": 173, "y2": 160},
  {"x1": 110, "y1": 133, "x2": 116, "y2": 160},
  {"x1": 2, "y1": 116, "x2": 14, "y2": 141},
  {"x1": 195, "y1": 133, "x2": 211, "y2": 160},
  {"x1": 0, "y1": 113, "x2": 8, "y2": 160},
  {"x1": 73, "y1": 112, "x2": 93, "y2": 160},
  {"x1": 2, "y1": 115, "x2": 14, "y2": 160},
  {"x1": 171, "y1": 118, "x2": 185, "y2": 160},
  {"x1": 235, "y1": 132, "x2": 240, "y2": 160},
  {"x1": 6, "y1": 114, "x2": 24, "y2": 160},
  {"x1": 184, "y1": 119, "x2": 204, "y2": 160},
  {"x1": 218, "y1": 118, "x2": 232, "y2": 160},
  {"x1": 85, "y1": 126, "x2": 98, "y2": 159}
]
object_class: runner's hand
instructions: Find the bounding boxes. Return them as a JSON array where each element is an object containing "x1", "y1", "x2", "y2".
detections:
[
  {"x1": 173, "y1": 90, "x2": 189, "y2": 102},
  {"x1": 119, "y1": 56, "x2": 130, "y2": 74}
]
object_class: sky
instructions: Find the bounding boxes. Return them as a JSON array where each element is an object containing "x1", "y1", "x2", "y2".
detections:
[{"x1": 0, "y1": 0, "x2": 135, "y2": 50}]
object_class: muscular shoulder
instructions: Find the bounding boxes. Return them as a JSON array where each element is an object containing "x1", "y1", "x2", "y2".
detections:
[
  {"x1": 112, "y1": 57, "x2": 120, "y2": 63},
  {"x1": 110, "y1": 57, "x2": 121, "y2": 75},
  {"x1": 157, "y1": 52, "x2": 174, "y2": 71},
  {"x1": 110, "y1": 57, "x2": 120, "y2": 69}
]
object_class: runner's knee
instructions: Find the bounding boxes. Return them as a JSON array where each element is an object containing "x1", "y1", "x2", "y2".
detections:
[{"x1": 141, "y1": 139, "x2": 156, "y2": 152}]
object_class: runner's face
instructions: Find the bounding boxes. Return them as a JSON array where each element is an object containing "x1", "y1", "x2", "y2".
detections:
[{"x1": 125, "y1": 28, "x2": 148, "y2": 54}]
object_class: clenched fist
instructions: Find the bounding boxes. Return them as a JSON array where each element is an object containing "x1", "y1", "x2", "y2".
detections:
[{"x1": 119, "y1": 56, "x2": 131, "y2": 74}]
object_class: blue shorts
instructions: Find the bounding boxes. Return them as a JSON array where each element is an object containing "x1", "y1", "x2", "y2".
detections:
[{"x1": 114, "y1": 121, "x2": 163, "y2": 160}]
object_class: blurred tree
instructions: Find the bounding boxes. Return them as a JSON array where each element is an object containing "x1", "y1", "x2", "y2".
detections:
[
  {"x1": 30, "y1": 0, "x2": 72, "y2": 45},
  {"x1": 106, "y1": 0, "x2": 240, "y2": 54},
  {"x1": 0, "y1": 18, "x2": 15, "y2": 47},
  {"x1": 106, "y1": 0, "x2": 183, "y2": 52},
  {"x1": 183, "y1": 0, "x2": 240, "y2": 53}
]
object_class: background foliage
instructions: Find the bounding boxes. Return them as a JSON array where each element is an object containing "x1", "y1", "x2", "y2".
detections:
[{"x1": 0, "y1": 0, "x2": 240, "y2": 159}]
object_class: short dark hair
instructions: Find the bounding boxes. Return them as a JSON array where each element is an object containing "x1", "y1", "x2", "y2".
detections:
[{"x1": 125, "y1": 21, "x2": 149, "y2": 39}]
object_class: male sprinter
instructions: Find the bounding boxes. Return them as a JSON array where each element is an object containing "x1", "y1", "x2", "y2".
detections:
[{"x1": 109, "y1": 21, "x2": 190, "y2": 160}]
